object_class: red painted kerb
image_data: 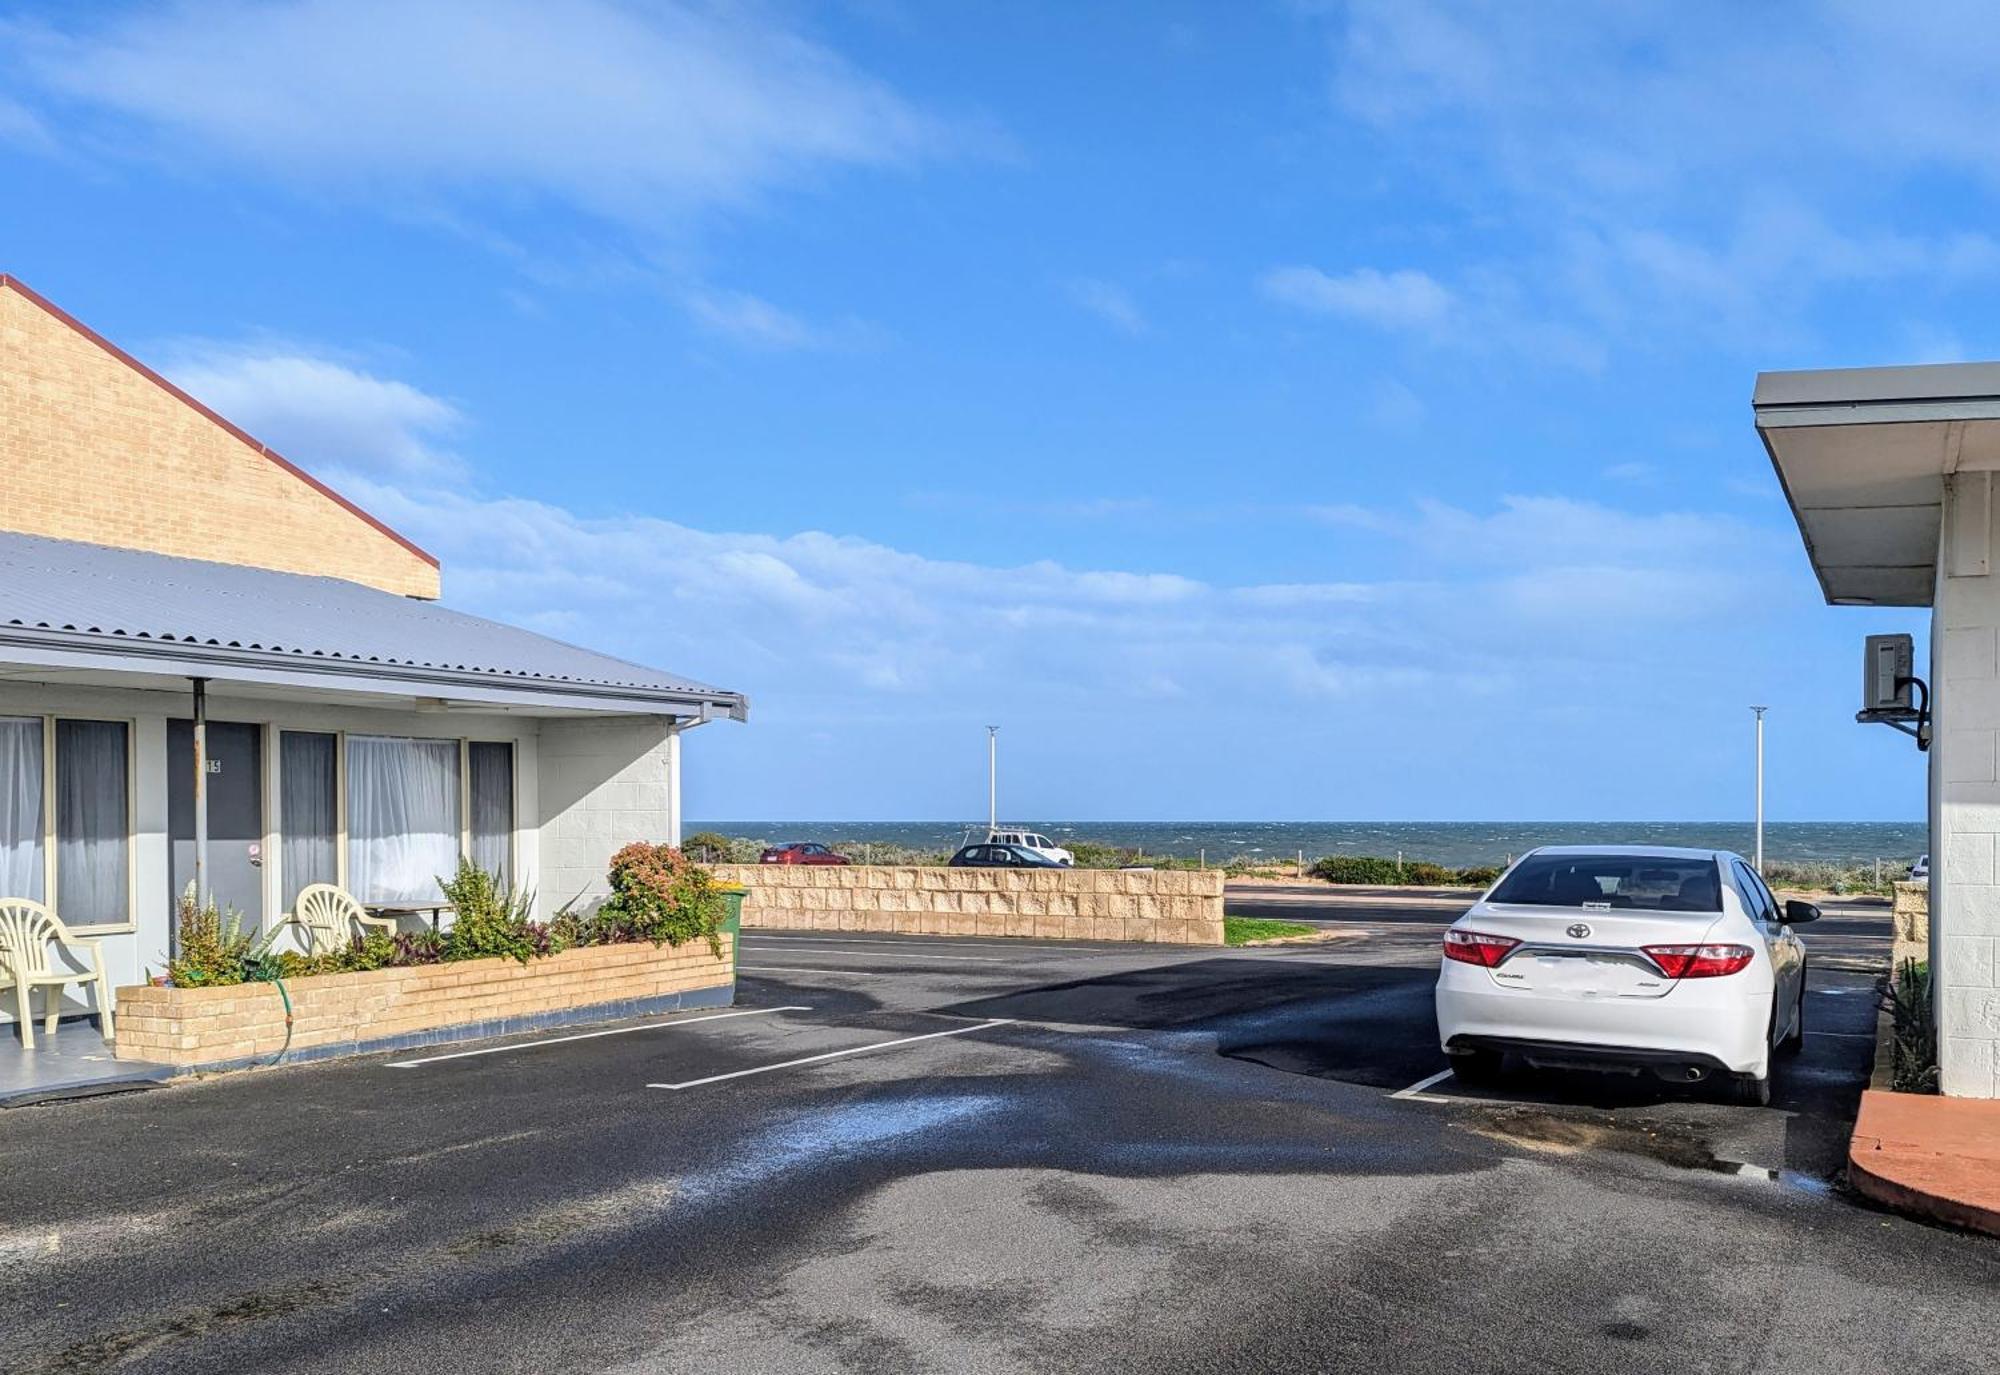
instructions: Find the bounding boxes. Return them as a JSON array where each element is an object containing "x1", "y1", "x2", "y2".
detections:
[{"x1": 0, "y1": 273, "x2": 440, "y2": 573}]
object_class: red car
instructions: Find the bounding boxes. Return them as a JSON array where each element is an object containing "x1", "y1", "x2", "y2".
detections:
[{"x1": 758, "y1": 842, "x2": 852, "y2": 866}]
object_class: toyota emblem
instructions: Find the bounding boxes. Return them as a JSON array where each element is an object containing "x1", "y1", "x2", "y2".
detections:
[{"x1": 1566, "y1": 922, "x2": 1592, "y2": 939}]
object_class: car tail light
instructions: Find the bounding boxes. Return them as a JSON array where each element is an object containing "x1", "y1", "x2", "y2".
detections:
[
  {"x1": 1443, "y1": 929, "x2": 1520, "y2": 968},
  {"x1": 1642, "y1": 943, "x2": 1755, "y2": 978}
]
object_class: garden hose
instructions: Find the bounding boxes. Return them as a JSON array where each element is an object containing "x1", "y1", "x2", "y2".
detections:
[{"x1": 259, "y1": 976, "x2": 295, "y2": 1067}]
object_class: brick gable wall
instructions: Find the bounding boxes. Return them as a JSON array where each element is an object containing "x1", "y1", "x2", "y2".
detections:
[{"x1": 0, "y1": 280, "x2": 440, "y2": 598}]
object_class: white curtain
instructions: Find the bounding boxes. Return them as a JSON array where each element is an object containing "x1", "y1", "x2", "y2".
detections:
[
  {"x1": 468, "y1": 741, "x2": 513, "y2": 885},
  {"x1": 281, "y1": 731, "x2": 338, "y2": 911},
  {"x1": 55, "y1": 720, "x2": 128, "y2": 925},
  {"x1": 0, "y1": 717, "x2": 44, "y2": 901},
  {"x1": 347, "y1": 735, "x2": 460, "y2": 904}
]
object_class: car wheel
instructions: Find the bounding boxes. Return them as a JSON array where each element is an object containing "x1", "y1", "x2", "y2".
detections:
[
  {"x1": 1448, "y1": 1048, "x2": 1503, "y2": 1087},
  {"x1": 1778, "y1": 966, "x2": 1806, "y2": 1057},
  {"x1": 1729, "y1": 1070, "x2": 1772, "y2": 1107}
]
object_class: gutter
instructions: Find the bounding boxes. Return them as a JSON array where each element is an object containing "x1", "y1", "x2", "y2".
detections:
[{"x1": 0, "y1": 627, "x2": 749, "y2": 721}]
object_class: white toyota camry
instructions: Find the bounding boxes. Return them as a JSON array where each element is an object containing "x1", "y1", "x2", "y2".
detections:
[{"x1": 1434, "y1": 845, "x2": 1815, "y2": 1105}]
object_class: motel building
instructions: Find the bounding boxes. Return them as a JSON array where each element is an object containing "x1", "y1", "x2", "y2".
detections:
[
  {"x1": 0, "y1": 274, "x2": 746, "y2": 1047},
  {"x1": 1759, "y1": 363, "x2": 2000, "y2": 1098}
]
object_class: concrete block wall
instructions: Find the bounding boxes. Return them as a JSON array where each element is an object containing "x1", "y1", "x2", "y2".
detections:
[
  {"x1": 712, "y1": 865, "x2": 1224, "y2": 945},
  {"x1": 1931, "y1": 474, "x2": 2000, "y2": 1096},
  {"x1": 536, "y1": 716, "x2": 678, "y2": 917},
  {"x1": 115, "y1": 937, "x2": 732, "y2": 1069},
  {"x1": 0, "y1": 277, "x2": 438, "y2": 598}
]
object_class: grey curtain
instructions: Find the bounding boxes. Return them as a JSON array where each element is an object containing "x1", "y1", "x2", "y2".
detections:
[
  {"x1": 0, "y1": 717, "x2": 44, "y2": 901},
  {"x1": 55, "y1": 719, "x2": 128, "y2": 925},
  {"x1": 469, "y1": 741, "x2": 513, "y2": 886},
  {"x1": 281, "y1": 731, "x2": 337, "y2": 912},
  {"x1": 347, "y1": 735, "x2": 460, "y2": 904}
]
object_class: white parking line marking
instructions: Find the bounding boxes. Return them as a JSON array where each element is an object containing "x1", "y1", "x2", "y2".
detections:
[
  {"x1": 385, "y1": 1005, "x2": 811, "y2": 1068},
  {"x1": 744, "y1": 936, "x2": 1103, "y2": 954},
  {"x1": 648, "y1": 1018, "x2": 1017, "y2": 1090},
  {"x1": 739, "y1": 965, "x2": 890, "y2": 978},
  {"x1": 740, "y1": 946, "x2": 1007, "y2": 963},
  {"x1": 1389, "y1": 1068, "x2": 1454, "y2": 1100}
]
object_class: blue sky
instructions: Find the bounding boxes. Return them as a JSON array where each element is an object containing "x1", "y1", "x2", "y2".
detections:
[{"x1": 1, "y1": 1, "x2": 1980, "y2": 823}]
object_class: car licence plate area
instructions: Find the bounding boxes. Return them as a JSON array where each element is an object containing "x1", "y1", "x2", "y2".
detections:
[{"x1": 1496, "y1": 951, "x2": 1665, "y2": 998}]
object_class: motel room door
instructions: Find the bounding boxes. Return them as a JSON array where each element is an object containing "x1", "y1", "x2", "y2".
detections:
[{"x1": 169, "y1": 720, "x2": 265, "y2": 923}]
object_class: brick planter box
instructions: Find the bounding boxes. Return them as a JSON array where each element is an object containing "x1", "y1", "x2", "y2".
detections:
[
  {"x1": 711, "y1": 864, "x2": 1223, "y2": 945},
  {"x1": 114, "y1": 936, "x2": 735, "y2": 1073}
]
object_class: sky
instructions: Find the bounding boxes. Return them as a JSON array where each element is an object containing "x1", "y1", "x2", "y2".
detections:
[{"x1": 0, "y1": 0, "x2": 1983, "y2": 823}]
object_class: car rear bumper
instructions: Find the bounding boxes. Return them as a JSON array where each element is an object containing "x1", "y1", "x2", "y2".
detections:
[{"x1": 1436, "y1": 964, "x2": 1770, "y2": 1076}]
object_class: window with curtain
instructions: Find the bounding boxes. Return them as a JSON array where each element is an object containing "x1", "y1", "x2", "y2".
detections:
[
  {"x1": 55, "y1": 719, "x2": 128, "y2": 926},
  {"x1": 346, "y1": 735, "x2": 460, "y2": 905},
  {"x1": 468, "y1": 741, "x2": 514, "y2": 886},
  {"x1": 0, "y1": 717, "x2": 44, "y2": 902},
  {"x1": 281, "y1": 731, "x2": 338, "y2": 912}
]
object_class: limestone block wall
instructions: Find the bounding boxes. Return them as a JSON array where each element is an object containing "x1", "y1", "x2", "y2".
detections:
[
  {"x1": 711, "y1": 864, "x2": 1224, "y2": 945},
  {"x1": 1892, "y1": 881, "x2": 1931, "y2": 971},
  {"x1": 0, "y1": 276, "x2": 439, "y2": 598}
]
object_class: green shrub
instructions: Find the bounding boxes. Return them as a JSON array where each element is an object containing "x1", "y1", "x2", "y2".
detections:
[
  {"x1": 1309, "y1": 855, "x2": 1501, "y2": 887},
  {"x1": 167, "y1": 885, "x2": 266, "y2": 987},
  {"x1": 1889, "y1": 958, "x2": 1939, "y2": 1094},
  {"x1": 1310, "y1": 855, "x2": 1404, "y2": 884},
  {"x1": 439, "y1": 856, "x2": 538, "y2": 964},
  {"x1": 594, "y1": 842, "x2": 729, "y2": 957},
  {"x1": 682, "y1": 831, "x2": 736, "y2": 863}
]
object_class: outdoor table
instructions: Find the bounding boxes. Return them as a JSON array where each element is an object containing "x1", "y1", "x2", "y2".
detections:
[{"x1": 366, "y1": 903, "x2": 455, "y2": 933}]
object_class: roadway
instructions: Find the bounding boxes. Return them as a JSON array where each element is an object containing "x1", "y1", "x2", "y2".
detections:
[{"x1": 0, "y1": 901, "x2": 1990, "y2": 1374}]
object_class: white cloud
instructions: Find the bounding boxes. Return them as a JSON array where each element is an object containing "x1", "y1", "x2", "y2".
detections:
[
  {"x1": 1601, "y1": 461, "x2": 1655, "y2": 484},
  {"x1": 8, "y1": 0, "x2": 948, "y2": 226},
  {"x1": 1260, "y1": 265, "x2": 1453, "y2": 332},
  {"x1": 684, "y1": 289, "x2": 867, "y2": 352},
  {"x1": 161, "y1": 343, "x2": 465, "y2": 482},
  {"x1": 159, "y1": 345, "x2": 1807, "y2": 814},
  {"x1": 1317, "y1": 2, "x2": 2000, "y2": 353},
  {"x1": 1065, "y1": 278, "x2": 1146, "y2": 335}
]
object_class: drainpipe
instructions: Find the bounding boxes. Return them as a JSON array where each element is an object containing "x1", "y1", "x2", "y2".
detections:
[{"x1": 192, "y1": 676, "x2": 209, "y2": 916}]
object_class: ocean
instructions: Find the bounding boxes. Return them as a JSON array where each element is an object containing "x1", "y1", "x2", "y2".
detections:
[{"x1": 688, "y1": 820, "x2": 1926, "y2": 869}]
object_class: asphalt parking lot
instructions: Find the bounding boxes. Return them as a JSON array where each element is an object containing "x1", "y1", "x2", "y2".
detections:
[{"x1": 1, "y1": 904, "x2": 1994, "y2": 1375}]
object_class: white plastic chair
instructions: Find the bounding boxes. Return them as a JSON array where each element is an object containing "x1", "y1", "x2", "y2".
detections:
[
  {"x1": 291, "y1": 884, "x2": 396, "y2": 956},
  {"x1": 0, "y1": 898, "x2": 114, "y2": 1050}
]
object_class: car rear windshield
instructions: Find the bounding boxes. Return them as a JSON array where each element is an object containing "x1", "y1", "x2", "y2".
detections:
[{"x1": 1488, "y1": 854, "x2": 1722, "y2": 913}]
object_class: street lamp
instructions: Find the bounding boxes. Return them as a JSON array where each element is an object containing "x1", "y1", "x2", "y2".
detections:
[
  {"x1": 986, "y1": 726, "x2": 999, "y2": 834},
  {"x1": 1751, "y1": 706, "x2": 1767, "y2": 872}
]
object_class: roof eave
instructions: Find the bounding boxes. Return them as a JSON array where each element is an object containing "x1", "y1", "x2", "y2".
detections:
[{"x1": 0, "y1": 629, "x2": 748, "y2": 720}]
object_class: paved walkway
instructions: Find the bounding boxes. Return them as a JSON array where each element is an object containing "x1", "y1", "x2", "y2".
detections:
[{"x1": 1850, "y1": 1089, "x2": 2000, "y2": 1236}]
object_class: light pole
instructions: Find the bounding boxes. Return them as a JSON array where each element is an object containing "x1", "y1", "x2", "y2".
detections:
[
  {"x1": 986, "y1": 726, "x2": 999, "y2": 834},
  {"x1": 1751, "y1": 706, "x2": 1767, "y2": 872}
]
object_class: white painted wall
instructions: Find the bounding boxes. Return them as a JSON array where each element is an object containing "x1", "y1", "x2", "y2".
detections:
[
  {"x1": 1930, "y1": 472, "x2": 2000, "y2": 1097},
  {"x1": 0, "y1": 677, "x2": 682, "y2": 1019},
  {"x1": 535, "y1": 716, "x2": 681, "y2": 916}
]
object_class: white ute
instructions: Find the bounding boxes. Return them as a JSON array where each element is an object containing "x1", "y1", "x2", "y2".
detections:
[
  {"x1": 985, "y1": 828, "x2": 1073, "y2": 866},
  {"x1": 1434, "y1": 846, "x2": 1815, "y2": 1106}
]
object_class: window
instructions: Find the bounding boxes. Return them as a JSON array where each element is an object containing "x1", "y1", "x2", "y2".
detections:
[
  {"x1": 281, "y1": 732, "x2": 338, "y2": 911},
  {"x1": 55, "y1": 720, "x2": 130, "y2": 927},
  {"x1": 347, "y1": 736, "x2": 461, "y2": 905},
  {"x1": 468, "y1": 741, "x2": 514, "y2": 887},
  {"x1": 1733, "y1": 862, "x2": 1777, "y2": 924},
  {"x1": 0, "y1": 717, "x2": 44, "y2": 902},
  {"x1": 1487, "y1": 854, "x2": 1722, "y2": 913}
]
